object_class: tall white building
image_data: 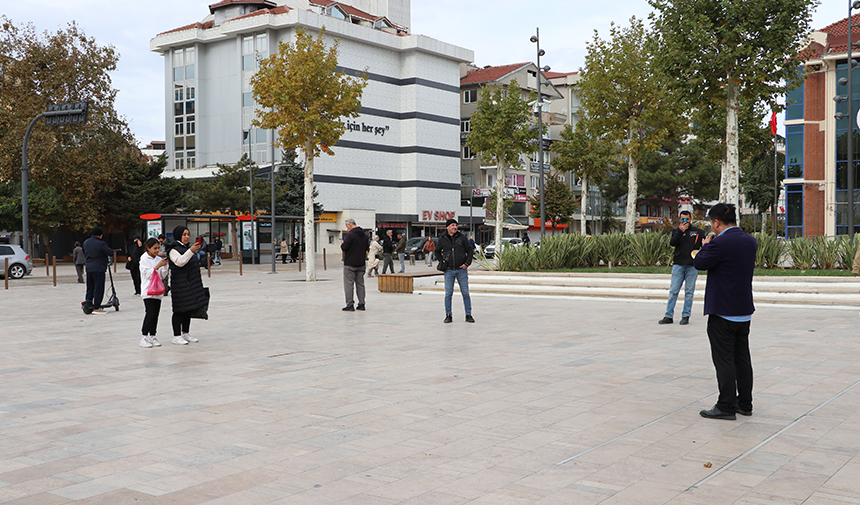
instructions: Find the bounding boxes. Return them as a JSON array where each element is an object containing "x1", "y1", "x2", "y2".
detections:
[{"x1": 150, "y1": 0, "x2": 472, "y2": 248}]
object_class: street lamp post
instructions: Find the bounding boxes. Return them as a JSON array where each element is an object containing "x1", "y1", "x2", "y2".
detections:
[
  {"x1": 20, "y1": 102, "x2": 88, "y2": 254},
  {"x1": 530, "y1": 29, "x2": 550, "y2": 239},
  {"x1": 835, "y1": 1, "x2": 860, "y2": 238},
  {"x1": 244, "y1": 128, "x2": 256, "y2": 263},
  {"x1": 269, "y1": 136, "x2": 277, "y2": 274}
]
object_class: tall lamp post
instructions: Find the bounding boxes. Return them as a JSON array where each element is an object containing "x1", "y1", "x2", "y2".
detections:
[
  {"x1": 530, "y1": 29, "x2": 550, "y2": 239},
  {"x1": 269, "y1": 134, "x2": 278, "y2": 274},
  {"x1": 835, "y1": 1, "x2": 860, "y2": 238},
  {"x1": 243, "y1": 128, "x2": 257, "y2": 263}
]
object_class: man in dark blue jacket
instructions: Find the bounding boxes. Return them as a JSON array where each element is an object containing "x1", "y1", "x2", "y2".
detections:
[
  {"x1": 693, "y1": 203, "x2": 757, "y2": 420},
  {"x1": 83, "y1": 227, "x2": 115, "y2": 314},
  {"x1": 341, "y1": 218, "x2": 369, "y2": 311}
]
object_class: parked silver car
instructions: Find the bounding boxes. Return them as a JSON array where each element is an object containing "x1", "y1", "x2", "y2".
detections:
[
  {"x1": 0, "y1": 244, "x2": 33, "y2": 279},
  {"x1": 483, "y1": 238, "x2": 523, "y2": 258}
]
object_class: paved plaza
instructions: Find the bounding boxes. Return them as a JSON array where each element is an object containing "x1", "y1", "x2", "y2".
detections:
[{"x1": 2, "y1": 262, "x2": 860, "y2": 504}]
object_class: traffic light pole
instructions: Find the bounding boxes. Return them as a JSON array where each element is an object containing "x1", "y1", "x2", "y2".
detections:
[{"x1": 19, "y1": 103, "x2": 88, "y2": 254}]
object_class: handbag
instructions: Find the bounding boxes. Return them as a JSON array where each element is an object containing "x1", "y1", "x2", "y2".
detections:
[
  {"x1": 146, "y1": 270, "x2": 166, "y2": 296},
  {"x1": 189, "y1": 287, "x2": 210, "y2": 320}
]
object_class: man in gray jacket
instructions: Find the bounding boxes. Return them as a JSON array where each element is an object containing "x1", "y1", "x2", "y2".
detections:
[{"x1": 73, "y1": 241, "x2": 85, "y2": 284}]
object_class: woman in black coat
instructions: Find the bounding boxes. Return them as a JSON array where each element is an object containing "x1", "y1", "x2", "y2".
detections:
[{"x1": 165, "y1": 226, "x2": 208, "y2": 345}]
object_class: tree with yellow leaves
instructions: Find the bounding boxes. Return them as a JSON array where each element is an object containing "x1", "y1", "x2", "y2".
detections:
[{"x1": 251, "y1": 28, "x2": 367, "y2": 281}]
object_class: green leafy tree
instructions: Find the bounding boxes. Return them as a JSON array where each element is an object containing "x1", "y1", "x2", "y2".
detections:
[
  {"x1": 649, "y1": 0, "x2": 817, "y2": 206},
  {"x1": 551, "y1": 121, "x2": 618, "y2": 235},
  {"x1": 252, "y1": 28, "x2": 367, "y2": 281},
  {"x1": 482, "y1": 190, "x2": 513, "y2": 220},
  {"x1": 101, "y1": 155, "x2": 191, "y2": 234},
  {"x1": 578, "y1": 17, "x2": 683, "y2": 233},
  {"x1": 637, "y1": 140, "x2": 720, "y2": 218},
  {"x1": 529, "y1": 172, "x2": 578, "y2": 235},
  {"x1": 275, "y1": 150, "x2": 321, "y2": 217},
  {"x1": 196, "y1": 155, "x2": 270, "y2": 214},
  {"x1": 466, "y1": 78, "x2": 536, "y2": 265},
  {"x1": 0, "y1": 17, "x2": 137, "y2": 256}
]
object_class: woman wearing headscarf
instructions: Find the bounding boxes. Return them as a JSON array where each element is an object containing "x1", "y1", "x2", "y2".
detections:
[{"x1": 164, "y1": 226, "x2": 208, "y2": 345}]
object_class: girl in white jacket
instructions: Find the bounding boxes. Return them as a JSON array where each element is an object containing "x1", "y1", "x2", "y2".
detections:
[{"x1": 139, "y1": 237, "x2": 169, "y2": 348}]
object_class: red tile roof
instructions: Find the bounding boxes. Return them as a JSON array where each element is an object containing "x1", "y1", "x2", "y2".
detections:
[
  {"x1": 158, "y1": 20, "x2": 215, "y2": 36},
  {"x1": 209, "y1": 0, "x2": 276, "y2": 14},
  {"x1": 801, "y1": 14, "x2": 860, "y2": 59},
  {"x1": 228, "y1": 4, "x2": 291, "y2": 22},
  {"x1": 543, "y1": 71, "x2": 577, "y2": 79},
  {"x1": 461, "y1": 63, "x2": 531, "y2": 85}
]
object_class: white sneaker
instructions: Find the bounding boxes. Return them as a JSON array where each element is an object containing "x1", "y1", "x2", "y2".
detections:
[
  {"x1": 150, "y1": 337, "x2": 162, "y2": 347},
  {"x1": 139, "y1": 337, "x2": 153, "y2": 348},
  {"x1": 182, "y1": 333, "x2": 199, "y2": 343},
  {"x1": 172, "y1": 336, "x2": 188, "y2": 345},
  {"x1": 92, "y1": 308, "x2": 106, "y2": 314}
]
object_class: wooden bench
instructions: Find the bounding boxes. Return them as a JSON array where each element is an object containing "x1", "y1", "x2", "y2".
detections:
[{"x1": 378, "y1": 271, "x2": 443, "y2": 293}]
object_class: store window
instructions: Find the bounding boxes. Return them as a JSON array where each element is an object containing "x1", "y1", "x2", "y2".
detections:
[
  {"x1": 785, "y1": 184, "x2": 803, "y2": 238},
  {"x1": 785, "y1": 125, "x2": 803, "y2": 178}
]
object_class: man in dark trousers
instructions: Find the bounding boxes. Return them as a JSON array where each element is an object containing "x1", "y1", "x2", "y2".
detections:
[
  {"x1": 126, "y1": 235, "x2": 143, "y2": 296},
  {"x1": 83, "y1": 227, "x2": 115, "y2": 314},
  {"x1": 341, "y1": 218, "x2": 369, "y2": 311},
  {"x1": 395, "y1": 231, "x2": 407, "y2": 273},
  {"x1": 693, "y1": 203, "x2": 757, "y2": 420},
  {"x1": 381, "y1": 229, "x2": 395, "y2": 274},
  {"x1": 436, "y1": 218, "x2": 474, "y2": 323},
  {"x1": 659, "y1": 210, "x2": 704, "y2": 325}
]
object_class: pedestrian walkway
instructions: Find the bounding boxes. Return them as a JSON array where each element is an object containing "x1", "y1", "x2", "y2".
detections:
[{"x1": 1, "y1": 265, "x2": 860, "y2": 504}]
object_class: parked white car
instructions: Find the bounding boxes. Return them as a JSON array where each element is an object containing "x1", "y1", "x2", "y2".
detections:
[
  {"x1": 483, "y1": 238, "x2": 524, "y2": 258},
  {"x1": 0, "y1": 244, "x2": 34, "y2": 279}
]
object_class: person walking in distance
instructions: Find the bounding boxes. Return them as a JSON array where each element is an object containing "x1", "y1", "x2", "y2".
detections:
[
  {"x1": 659, "y1": 210, "x2": 704, "y2": 325},
  {"x1": 139, "y1": 238, "x2": 169, "y2": 348},
  {"x1": 381, "y1": 230, "x2": 395, "y2": 274},
  {"x1": 436, "y1": 219, "x2": 474, "y2": 323},
  {"x1": 126, "y1": 235, "x2": 144, "y2": 296},
  {"x1": 280, "y1": 238, "x2": 289, "y2": 264},
  {"x1": 693, "y1": 203, "x2": 757, "y2": 420},
  {"x1": 83, "y1": 227, "x2": 115, "y2": 314},
  {"x1": 395, "y1": 232, "x2": 407, "y2": 273},
  {"x1": 213, "y1": 236, "x2": 223, "y2": 265},
  {"x1": 341, "y1": 219, "x2": 369, "y2": 311},
  {"x1": 73, "y1": 241, "x2": 85, "y2": 284},
  {"x1": 367, "y1": 235, "x2": 383, "y2": 277},
  {"x1": 422, "y1": 236, "x2": 435, "y2": 267}
]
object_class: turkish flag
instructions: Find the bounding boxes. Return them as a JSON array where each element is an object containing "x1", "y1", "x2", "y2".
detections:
[{"x1": 770, "y1": 112, "x2": 777, "y2": 135}]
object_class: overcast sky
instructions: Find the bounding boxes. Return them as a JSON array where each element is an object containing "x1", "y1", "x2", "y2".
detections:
[{"x1": 2, "y1": 1, "x2": 846, "y2": 146}]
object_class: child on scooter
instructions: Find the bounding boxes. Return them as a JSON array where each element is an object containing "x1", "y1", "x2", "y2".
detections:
[{"x1": 139, "y1": 237, "x2": 169, "y2": 348}]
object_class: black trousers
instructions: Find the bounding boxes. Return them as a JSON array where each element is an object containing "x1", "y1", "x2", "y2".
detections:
[
  {"x1": 86, "y1": 271, "x2": 106, "y2": 307},
  {"x1": 130, "y1": 266, "x2": 141, "y2": 295},
  {"x1": 172, "y1": 311, "x2": 191, "y2": 336},
  {"x1": 707, "y1": 315, "x2": 753, "y2": 413},
  {"x1": 142, "y1": 298, "x2": 161, "y2": 336}
]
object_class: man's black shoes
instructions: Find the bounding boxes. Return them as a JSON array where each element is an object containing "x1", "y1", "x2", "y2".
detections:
[
  {"x1": 342, "y1": 305, "x2": 355, "y2": 312},
  {"x1": 737, "y1": 408, "x2": 752, "y2": 416},
  {"x1": 700, "y1": 405, "x2": 736, "y2": 420},
  {"x1": 679, "y1": 317, "x2": 689, "y2": 325},
  {"x1": 356, "y1": 303, "x2": 365, "y2": 311},
  {"x1": 465, "y1": 315, "x2": 475, "y2": 323},
  {"x1": 658, "y1": 317, "x2": 673, "y2": 324},
  {"x1": 444, "y1": 314, "x2": 453, "y2": 323}
]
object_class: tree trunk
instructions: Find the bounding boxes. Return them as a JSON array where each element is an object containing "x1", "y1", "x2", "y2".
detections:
[
  {"x1": 580, "y1": 174, "x2": 588, "y2": 236},
  {"x1": 625, "y1": 126, "x2": 638, "y2": 234},
  {"x1": 723, "y1": 76, "x2": 740, "y2": 207},
  {"x1": 304, "y1": 143, "x2": 316, "y2": 282},
  {"x1": 494, "y1": 161, "x2": 507, "y2": 269}
]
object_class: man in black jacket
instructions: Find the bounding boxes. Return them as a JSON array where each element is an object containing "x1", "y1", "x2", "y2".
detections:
[
  {"x1": 341, "y1": 218, "x2": 369, "y2": 311},
  {"x1": 659, "y1": 210, "x2": 704, "y2": 325},
  {"x1": 436, "y1": 218, "x2": 474, "y2": 323},
  {"x1": 381, "y1": 229, "x2": 395, "y2": 274},
  {"x1": 83, "y1": 227, "x2": 115, "y2": 314}
]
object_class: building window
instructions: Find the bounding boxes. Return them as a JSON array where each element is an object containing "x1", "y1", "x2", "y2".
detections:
[
  {"x1": 510, "y1": 202, "x2": 526, "y2": 216},
  {"x1": 785, "y1": 124, "x2": 803, "y2": 178},
  {"x1": 462, "y1": 173, "x2": 473, "y2": 186},
  {"x1": 530, "y1": 176, "x2": 539, "y2": 189},
  {"x1": 463, "y1": 146, "x2": 475, "y2": 159},
  {"x1": 463, "y1": 89, "x2": 478, "y2": 104},
  {"x1": 460, "y1": 120, "x2": 470, "y2": 133},
  {"x1": 785, "y1": 69, "x2": 803, "y2": 121},
  {"x1": 836, "y1": 61, "x2": 860, "y2": 235},
  {"x1": 786, "y1": 184, "x2": 803, "y2": 238},
  {"x1": 171, "y1": 46, "x2": 196, "y2": 171}
]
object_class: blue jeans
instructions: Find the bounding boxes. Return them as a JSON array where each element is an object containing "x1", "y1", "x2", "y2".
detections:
[
  {"x1": 444, "y1": 268, "x2": 471, "y2": 316},
  {"x1": 665, "y1": 264, "x2": 698, "y2": 319}
]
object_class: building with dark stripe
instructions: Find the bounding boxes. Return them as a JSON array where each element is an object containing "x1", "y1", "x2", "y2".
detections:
[{"x1": 150, "y1": 0, "x2": 473, "y2": 251}]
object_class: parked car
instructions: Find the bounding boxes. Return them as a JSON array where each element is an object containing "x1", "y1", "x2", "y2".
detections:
[
  {"x1": 402, "y1": 236, "x2": 429, "y2": 260},
  {"x1": 0, "y1": 244, "x2": 34, "y2": 279},
  {"x1": 483, "y1": 238, "x2": 523, "y2": 258}
]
